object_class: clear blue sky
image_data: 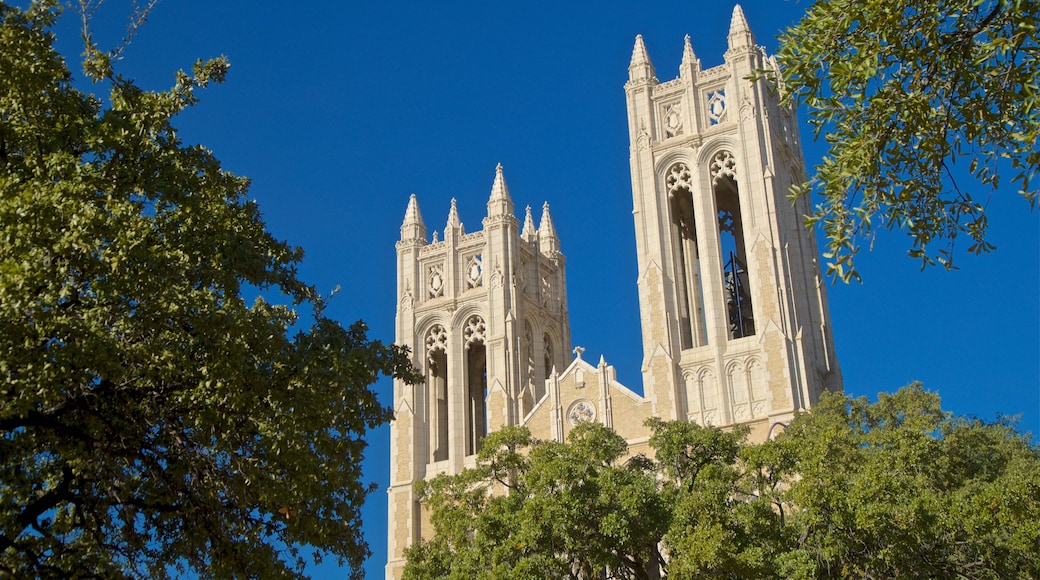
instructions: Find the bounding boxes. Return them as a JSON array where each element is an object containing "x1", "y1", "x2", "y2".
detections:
[{"x1": 35, "y1": 0, "x2": 1040, "y2": 577}]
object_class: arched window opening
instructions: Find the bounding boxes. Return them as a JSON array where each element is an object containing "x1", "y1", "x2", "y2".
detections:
[
  {"x1": 542, "y1": 333, "x2": 554, "y2": 384},
  {"x1": 666, "y1": 163, "x2": 708, "y2": 349},
  {"x1": 425, "y1": 324, "x2": 449, "y2": 462},
  {"x1": 521, "y1": 322, "x2": 536, "y2": 417},
  {"x1": 711, "y1": 151, "x2": 755, "y2": 339},
  {"x1": 464, "y1": 316, "x2": 487, "y2": 455}
]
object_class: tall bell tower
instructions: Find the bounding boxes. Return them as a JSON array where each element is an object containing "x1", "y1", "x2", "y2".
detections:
[
  {"x1": 624, "y1": 6, "x2": 841, "y2": 432},
  {"x1": 385, "y1": 165, "x2": 571, "y2": 578}
]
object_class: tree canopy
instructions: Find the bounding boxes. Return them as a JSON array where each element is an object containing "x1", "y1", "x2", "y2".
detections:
[
  {"x1": 0, "y1": 1, "x2": 419, "y2": 577},
  {"x1": 776, "y1": 0, "x2": 1039, "y2": 281},
  {"x1": 405, "y1": 385, "x2": 1040, "y2": 579}
]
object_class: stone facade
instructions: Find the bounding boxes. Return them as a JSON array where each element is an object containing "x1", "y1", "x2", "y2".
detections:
[{"x1": 386, "y1": 7, "x2": 841, "y2": 578}]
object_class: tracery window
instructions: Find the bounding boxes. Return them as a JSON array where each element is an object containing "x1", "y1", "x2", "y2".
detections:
[
  {"x1": 464, "y1": 315, "x2": 487, "y2": 455},
  {"x1": 711, "y1": 151, "x2": 755, "y2": 339},
  {"x1": 425, "y1": 324, "x2": 449, "y2": 461},
  {"x1": 667, "y1": 162, "x2": 708, "y2": 349}
]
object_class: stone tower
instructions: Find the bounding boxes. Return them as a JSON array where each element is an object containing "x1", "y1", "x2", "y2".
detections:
[
  {"x1": 387, "y1": 6, "x2": 841, "y2": 578},
  {"x1": 623, "y1": 5, "x2": 841, "y2": 433},
  {"x1": 386, "y1": 165, "x2": 571, "y2": 578}
]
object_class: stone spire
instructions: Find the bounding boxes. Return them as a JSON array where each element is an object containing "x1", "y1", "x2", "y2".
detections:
[
  {"x1": 445, "y1": 198, "x2": 463, "y2": 237},
  {"x1": 538, "y1": 202, "x2": 559, "y2": 255},
  {"x1": 728, "y1": 4, "x2": 755, "y2": 50},
  {"x1": 487, "y1": 163, "x2": 514, "y2": 217},
  {"x1": 521, "y1": 205, "x2": 538, "y2": 242},
  {"x1": 400, "y1": 194, "x2": 426, "y2": 241},
  {"x1": 681, "y1": 34, "x2": 699, "y2": 70},
  {"x1": 628, "y1": 34, "x2": 656, "y2": 82}
]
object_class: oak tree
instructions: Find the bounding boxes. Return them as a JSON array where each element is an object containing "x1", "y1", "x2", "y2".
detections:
[
  {"x1": 770, "y1": 384, "x2": 1040, "y2": 579},
  {"x1": 0, "y1": 1, "x2": 419, "y2": 577},
  {"x1": 405, "y1": 385, "x2": 1040, "y2": 579},
  {"x1": 776, "y1": 0, "x2": 1039, "y2": 281}
]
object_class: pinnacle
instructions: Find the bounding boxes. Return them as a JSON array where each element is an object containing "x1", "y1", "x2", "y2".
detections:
[
  {"x1": 446, "y1": 197, "x2": 462, "y2": 230},
  {"x1": 400, "y1": 193, "x2": 426, "y2": 241},
  {"x1": 628, "y1": 34, "x2": 656, "y2": 81},
  {"x1": 402, "y1": 194, "x2": 424, "y2": 226},
  {"x1": 728, "y1": 4, "x2": 755, "y2": 48},
  {"x1": 681, "y1": 34, "x2": 698, "y2": 70},
  {"x1": 521, "y1": 205, "x2": 538, "y2": 241},
  {"x1": 538, "y1": 201, "x2": 560, "y2": 254},
  {"x1": 487, "y1": 163, "x2": 515, "y2": 218},
  {"x1": 538, "y1": 202, "x2": 557, "y2": 238},
  {"x1": 490, "y1": 163, "x2": 510, "y2": 201},
  {"x1": 630, "y1": 35, "x2": 650, "y2": 66}
]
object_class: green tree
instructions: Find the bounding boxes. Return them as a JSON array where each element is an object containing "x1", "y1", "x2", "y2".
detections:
[
  {"x1": 405, "y1": 423, "x2": 671, "y2": 580},
  {"x1": 768, "y1": 384, "x2": 1040, "y2": 579},
  {"x1": 404, "y1": 420, "x2": 783, "y2": 579},
  {"x1": 406, "y1": 387, "x2": 1040, "y2": 579},
  {"x1": 0, "y1": 2, "x2": 419, "y2": 577},
  {"x1": 776, "y1": 0, "x2": 1039, "y2": 281},
  {"x1": 648, "y1": 418, "x2": 787, "y2": 580}
]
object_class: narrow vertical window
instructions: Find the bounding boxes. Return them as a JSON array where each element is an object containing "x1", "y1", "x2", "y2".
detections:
[
  {"x1": 542, "y1": 333, "x2": 554, "y2": 383},
  {"x1": 464, "y1": 316, "x2": 487, "y2": 455},
  {"x1": 425, "y1": 325, "x2": 449, "y2": 462},
  {"x1": 521, "y1": 322, "x2": 536, "y2": 416},
  {"x1": 711, "y1": 151, "x2": 755, "y2": 339},
  {"x1": 667, "y1": 163, "x2": 708, "y2": 349}
]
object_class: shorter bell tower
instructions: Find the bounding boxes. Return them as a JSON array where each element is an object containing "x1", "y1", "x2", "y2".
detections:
[{"x1": 385, "y1": 165, "x2": 572, "y2": 578}]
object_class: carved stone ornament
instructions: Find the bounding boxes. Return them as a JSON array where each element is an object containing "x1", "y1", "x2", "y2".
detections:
[
  {"x1": 707, "y1": 90, "x2": 727, "y2": 125},
  {"x1": 739, "y1": 93, "x2": 754, "y2": 121},
  {"x1": 541, "y1": 274, "x2": 553, "y2": 308},
  {"x1": 666, "y1": 163, "x2": 693, "y2": 196},
  {"x1": 567, "y1": 399, "x2": 596, "y2": 426},
  {"x1": 466, "y1": 254, "x2": 482, "y2": 289},
  {"x1": 428, "y1": 264, "x2": 444, "y2": 298},
  {"x1": 425, "y1": 324, "x2": 448, "y2": 365},
  {"x1": 710, "y1": 151, "x2": 737, "y2": 186},
  {"x1": 464, "y1": 315, "x2": 486, "y2": 349},
  {"x1": 664, "y1": 103, "x2": 683, "y2": 138},
  {"x1": 636, "y1": 128, "x2": 651, "y2": 151}
]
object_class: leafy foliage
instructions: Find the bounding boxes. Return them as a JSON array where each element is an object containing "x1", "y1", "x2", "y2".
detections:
[
  {"x1": 775, "y1": 385, "x2": 1040, "y2": 579},
  {"x1": 405, "y1": 385, "x2": 1040, "y2": 579},
  {"x1": 0, "y1": 2, "x2": 419, "y2": 577},
  {"x1": 776, "y1": 0, "x2": 1039, "y2": 281}
]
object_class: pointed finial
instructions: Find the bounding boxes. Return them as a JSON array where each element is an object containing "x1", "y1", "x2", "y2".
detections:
[
  {"x1": 598, "y1": 354, "x2": 607, "y2": 368},
  {"x1": 445, "y1": 198, "x2": 463, "y2": 236},
  {"x1": 538, "y1": 202, "x2": 559, "y2": 255},
  {"x1": 728, "y1": 4, "x2": 755, "y2": 49},
  {"x1": 681, "y1": 34, "x2": 698, "y2": 70},
  {"x1": 487, "y1": 163, "x2": 514, "y2": 217},
  {"x1": 400, "y1": 194, "x2": 427, "y2": 241},
  {"x1": 521, "y1": 205, "x2": 538, "y2": 242},
  {"x1": 628, "y1": 34, "x2": 656, "y2": 82}
]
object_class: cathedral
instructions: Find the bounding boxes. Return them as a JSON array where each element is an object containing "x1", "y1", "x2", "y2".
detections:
[{"x1": 386, "y1": 6, "x2": 841, "y2": 578}]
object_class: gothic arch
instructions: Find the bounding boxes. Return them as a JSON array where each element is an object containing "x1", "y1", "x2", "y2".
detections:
[
  {"x1": 423, "y1": 323, "x2": 450, "y2": 462},
  {"x1": 520, "y1": 320, "x2": 537, "y2": 416},
  {"x1": 664, "y1": 159, "x2": 708, "y2": 349},
  {"x1": 449, "y1": 304, "x2": 488, "y2": 332},
  {"x1": 746, "y1": 356, "x2": 767, "y2": 411},
  {"x1": 414, "y1": 313, "x2": 449, "y2": 345},
  {"x1": 461, "y1": 314, "x2": 488, "y2": 456},
  {"x1": 541, "y1": 326, "x2": 564, "y2": 378},
  {"x1": 701, "y1": 148, "x2": 755, "y2": 340},
  {"x1": 697, "y1": 367, "x2": 719, "y2": 425}
]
